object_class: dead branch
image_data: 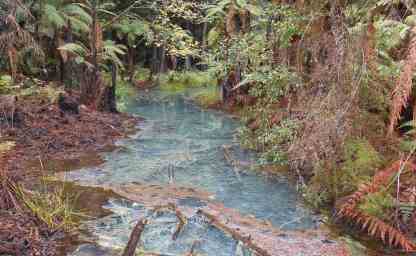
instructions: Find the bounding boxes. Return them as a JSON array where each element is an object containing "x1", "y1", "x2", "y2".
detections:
[
  {"x1": 122, "y1": 219, "x2": 147, "y2": 256},
  {"x1": 185, "y1": 240, "x2": 200, "y2": 256},
  {"x1": 172, "y1": 207, "x2": 187, "y2": 241}
]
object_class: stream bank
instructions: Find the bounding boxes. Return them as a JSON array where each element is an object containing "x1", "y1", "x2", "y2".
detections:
[{"x1": 0, "y1": 86, "x2": 140, "y2": 255}]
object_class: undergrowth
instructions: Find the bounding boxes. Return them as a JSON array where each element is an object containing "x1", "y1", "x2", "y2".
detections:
[
  {"x1": 133, "y1": 67, "x2": 152, "y2": 82},
  {"x1": 191, "y1": 85, "x2": 221, "y2": 107},
  {"x1": 159, "y1": 70, "x2": 216, "y2": 92},
  {"x1": 304, "y1": 139, "x2": 384, "y2": 208}
]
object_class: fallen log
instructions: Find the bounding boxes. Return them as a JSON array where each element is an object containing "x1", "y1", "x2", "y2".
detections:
[
  {"x1": 151, "y1": 203, "x2": 187, "y2": 241},
  {"x1": 122, "y1": 219, "x2": 147, "y2": 256},
  {"x1": 197, "y1": 209, "x2": 271, "y2": 256}
]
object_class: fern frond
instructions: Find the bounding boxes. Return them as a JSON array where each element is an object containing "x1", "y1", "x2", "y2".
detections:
[
  {"x1": 62, "y1": 4, "x2": 92, "y2": 25},
  {"x1": 101, "y1": 40, "x2": 126, "y2": 69},
  {"x1": 341, "y1": 209, "x2": 415, "y2": 251},
  {"x1": 58, "y1": 42, "x2": 88, "y2": 57},
  {"x1": 388, "y1": 27, "x2": 416, "y2": 136},
  {"x1": 43, "y1": 4, "x2": 66, "y2": 29},
  {"x1": 337, "y1": 160, "x2": 416, "y2": 251}
]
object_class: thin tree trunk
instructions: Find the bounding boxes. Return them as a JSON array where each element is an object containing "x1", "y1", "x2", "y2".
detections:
[
  {"x1": 91, "y1": 0, "x2": 98, "y2": 70},
  {"x1": 128, "y1": 45, "x2": 135, "y2": 81},
  {"x1": 201, "y1": 22, "x2": 208, "y2": 71},
  {"x1": 151, "y1": 46, "x2": 159, "y2": 75},
  {"x1": 66, "y1": 21, "x2": 74, "y2": 89},
  {"x1": 160, "y1": 45, "x2": 167, "y2": 73},
  {"x1": 185, "y1": 21, "x2": 192, "y2": 70},
  {"x1": 110, "y1": 63, "x2": 117, "y2": 112}
]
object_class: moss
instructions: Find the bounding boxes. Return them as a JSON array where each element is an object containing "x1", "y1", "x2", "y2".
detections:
[
  {"x1": 337, "y1": 139, "x2": 384, "y2": 197},
  {"x1": 133, "y1": 67, "x2": 152, "y2": 81},
  {"x1": 339, "y1": 236, "x2": 369, "y2": 256},
  {"x1": 358, "y1": 191, "x2": 394, "y2": 221},
  {"x1": 398, "y1": 139, "x2": 416, "y2": 153},
  {"x1": 191, "y1": 86, "x2": 221, "y2": 107},
  {"x1": 306, "y1": 139, "x2": 384, "y2": 206},
  {"x1": 0, "y1": 75, "x2": 12, "y2": 94},
  {"x1": 359, "y1": 84, "x2": 389, "y2": 117},
  {"x1": 303, "y1": 161, "x2": 334, "y2": 208},
  {"x1": 159, "y1": 70, "x2": 216, "y2": 92}
]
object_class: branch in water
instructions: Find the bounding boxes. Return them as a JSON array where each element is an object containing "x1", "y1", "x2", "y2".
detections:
[{"x1": 122, "y1": 219, "x2": 147, "y2": 256}]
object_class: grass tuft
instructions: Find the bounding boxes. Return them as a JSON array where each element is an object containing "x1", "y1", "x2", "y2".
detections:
[{"x1": 12, "y1": 182, "x2": 83, "y2": 232}]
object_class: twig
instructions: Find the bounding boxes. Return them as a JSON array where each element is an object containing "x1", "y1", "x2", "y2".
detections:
[
  {"x1": 185, "y1": 240, "x2": 200, "y2": 256},
  {"x1": 223, "y1": 145, "x2": 241, "y2": 179},
  {"x1": 103, "y1": 0, "x2": 144, "y2": 28},
  {"x1": 172, "y1": 207, "x2": 187, "y2": 240}
]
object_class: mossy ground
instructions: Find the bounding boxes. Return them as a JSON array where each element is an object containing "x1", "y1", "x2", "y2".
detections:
[
  {"x1": 304, "y1": 138, "x2": 385, "y2": 208},
  {"x1": 158, "y1": 70, "x2": 216, "y2": 90}
]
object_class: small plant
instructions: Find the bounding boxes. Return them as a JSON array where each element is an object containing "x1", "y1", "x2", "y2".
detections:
[
  {"x1": 358, "y1": 191, "x2": 395, "y2": 221},
  {"x1": 0, "y1": 141, "x2": 15, "y2": 154},
  {"x1": 133, "y1": 67, "x2": 152, "y2": 81},
  {"x1": 12, "y1": 183, "x2": 82, "y2": 232},
  {"x1": 0, "y1": 75, "x2": 12, "y2": 94}
]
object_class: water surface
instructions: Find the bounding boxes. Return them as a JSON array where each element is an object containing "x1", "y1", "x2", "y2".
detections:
[{"x1": 66, "y1": 89, "x2": 316, "y2": 255}]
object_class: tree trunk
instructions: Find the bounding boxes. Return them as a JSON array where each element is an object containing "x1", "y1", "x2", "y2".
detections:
[
  {"x1": 170, "y1": 55, "x2": 177, "y2": 71},
  {"x1": 201, "y1": 22, "x2": 208, "y2": 71},
  {"x1": 95, "y1": 64, "x2": 117, "y2": 113},
  {"x1": 128, "y1": 45, "x2": 135, "y2": 81},
  {"x1": 91, "y1": 1, "x2": 98, "y2": 70},
  {"x1": 185, "y1": 21, "x2": 192, "y2": 70},
  {"x1": 151, "y1": 46, "x2": 159, "y2": 75},
  {"x1": 160, "y1": 45, "x2": 167, "y2": 73},
  {"x1": 65, "y1": 21, "x2": 74, "y2": 89},
  {"x1": 59, "y1": 53, "x2": 65, "y2": 84}
]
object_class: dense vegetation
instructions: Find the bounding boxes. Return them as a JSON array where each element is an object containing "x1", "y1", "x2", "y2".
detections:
[{"x1": 2, "y1": 0, "x2": 416, "y2": 254}]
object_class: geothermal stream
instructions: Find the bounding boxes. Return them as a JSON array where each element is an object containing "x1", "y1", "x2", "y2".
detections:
[{"x1": 63, "y1": 88, "x2": 350, "y2": 256}]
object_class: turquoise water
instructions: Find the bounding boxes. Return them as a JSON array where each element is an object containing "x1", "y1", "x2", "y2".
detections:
[{"x1": 67, "y1": 89, "x2": 317, "y2": 255}]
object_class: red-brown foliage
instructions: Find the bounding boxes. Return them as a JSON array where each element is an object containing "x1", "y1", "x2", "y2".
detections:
[{"x1": 337, "y1": 160, "x2": 416, "y2": 252}]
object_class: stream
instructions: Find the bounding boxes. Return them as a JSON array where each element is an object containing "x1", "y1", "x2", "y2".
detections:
[{"x1": 62, "y1": 88, "x2": 345, "y2": 256}]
